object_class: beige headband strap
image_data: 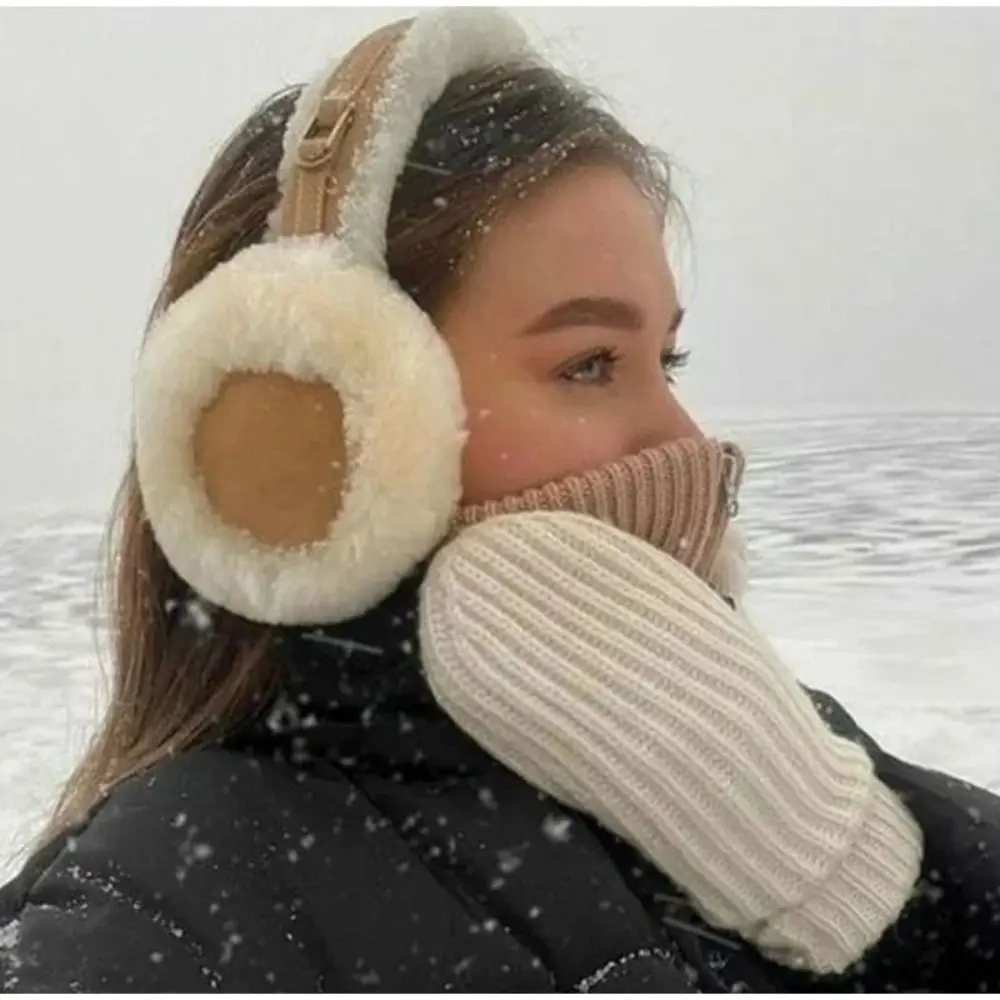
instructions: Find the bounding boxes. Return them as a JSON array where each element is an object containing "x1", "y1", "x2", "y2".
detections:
[
  {"x1": 271, "y1": 10, "x2": 532, "y2": 267},
  {"x1": 273, "y1": 19, "x2": 412, "y2": 240}
]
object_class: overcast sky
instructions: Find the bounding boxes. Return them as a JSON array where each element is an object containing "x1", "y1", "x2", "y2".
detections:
[{"x1": 1, "y1": 7, "x2": 997, "y2": 516}]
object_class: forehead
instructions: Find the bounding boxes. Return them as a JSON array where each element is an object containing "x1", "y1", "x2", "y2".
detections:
[{"x1": 448, "y1": 165, "x2": 678, "y2": 323}]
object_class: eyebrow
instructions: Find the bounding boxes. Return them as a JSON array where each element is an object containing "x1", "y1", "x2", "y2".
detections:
[{"x1": 522, "y1": 296, "x2": 685, "y2": 337}]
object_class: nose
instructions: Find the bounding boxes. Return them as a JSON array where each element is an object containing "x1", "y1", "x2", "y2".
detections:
[{"x1": 632, "y1": 384, "x2": 703, "y2": 453}]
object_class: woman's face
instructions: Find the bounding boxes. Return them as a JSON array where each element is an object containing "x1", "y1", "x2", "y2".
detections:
[{"x1": 438, "y1": 164, "x2": 702, "y2": 506}]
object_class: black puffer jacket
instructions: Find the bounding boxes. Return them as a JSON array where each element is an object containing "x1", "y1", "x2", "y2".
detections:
[{"x1": 2, "y1": 569, "x2": 999, "y2": 992}]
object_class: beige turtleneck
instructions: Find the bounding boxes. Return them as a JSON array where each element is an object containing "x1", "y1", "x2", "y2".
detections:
[{"x1": 455, "y1": 437, "x2": 744, "y2": 585}]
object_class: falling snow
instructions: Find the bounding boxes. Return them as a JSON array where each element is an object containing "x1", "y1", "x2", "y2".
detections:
[{"x1": 542, "y1": 814, "x2": 573, "y2": 843}]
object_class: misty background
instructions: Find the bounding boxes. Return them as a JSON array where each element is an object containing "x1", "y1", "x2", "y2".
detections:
[{"x1": 0, "y1": 6, "x2": 997, "y2": 519}]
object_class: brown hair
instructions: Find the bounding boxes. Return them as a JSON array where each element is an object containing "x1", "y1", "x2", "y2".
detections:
[{"x1": 37, "y1": 47, "x2": 678, "y2": 848}]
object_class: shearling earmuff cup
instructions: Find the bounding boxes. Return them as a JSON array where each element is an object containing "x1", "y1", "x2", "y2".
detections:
[{"x1": 132, "y1": 10, "x2": 535, "y2": 626}]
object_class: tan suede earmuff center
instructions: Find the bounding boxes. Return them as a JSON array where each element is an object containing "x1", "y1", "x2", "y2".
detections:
[
  {"x1": 193, "y1": 372, "x2": 347, "y2": 548},
  {"x1": 274, "y1": 21, "x2": 411, "y2": 241}
]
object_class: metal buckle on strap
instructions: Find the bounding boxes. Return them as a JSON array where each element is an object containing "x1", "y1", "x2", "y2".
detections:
[{"x1": 296, "y1": 95, "x2": 356, "y2": 171}]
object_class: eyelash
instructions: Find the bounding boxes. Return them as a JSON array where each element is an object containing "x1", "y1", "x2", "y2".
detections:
[{"x1": 560, "y1": 347, "x2": 691, "y2": 387}]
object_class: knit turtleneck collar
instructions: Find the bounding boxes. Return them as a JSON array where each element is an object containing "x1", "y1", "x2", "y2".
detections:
[{"x1": 457, "y1": 437, "x2": 747, "y2": 591}]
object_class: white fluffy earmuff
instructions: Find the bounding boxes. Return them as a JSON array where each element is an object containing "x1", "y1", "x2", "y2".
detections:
[{"x1": 133, "y1": 10, "x2": 534, "y2": 625}]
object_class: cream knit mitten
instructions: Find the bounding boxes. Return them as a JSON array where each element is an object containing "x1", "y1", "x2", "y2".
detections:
[{"x1": 418, "y1": 510, "x2": 923, "y2": 975}]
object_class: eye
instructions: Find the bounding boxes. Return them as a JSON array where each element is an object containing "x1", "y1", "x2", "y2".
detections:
[
  {"x1": 660, "y1": 347, "x2": 690, "y2": 385},
  {"x1": 559, "y1": 347, "x2": 623, "y2": 386}
]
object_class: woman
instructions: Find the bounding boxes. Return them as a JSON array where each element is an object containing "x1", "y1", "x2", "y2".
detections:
[{"x1": 2, "y1": 9, "x2": 998, "y2": 992}]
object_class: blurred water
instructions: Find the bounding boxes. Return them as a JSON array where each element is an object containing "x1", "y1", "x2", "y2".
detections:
[
  {"x1": 1, "y1": 412, "x2": 998, "y2": 880},
  {"x1": 735, "y1": 412, "x2": 1000, "y2": 791}
]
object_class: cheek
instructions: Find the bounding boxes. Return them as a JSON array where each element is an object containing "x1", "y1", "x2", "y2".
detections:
[{"x1": 460, "y1": 399, "x2": 627, "y2": 505}]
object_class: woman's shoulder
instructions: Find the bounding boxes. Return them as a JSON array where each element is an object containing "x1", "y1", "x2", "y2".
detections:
[
  {"x1": 84, "y1": 748, "x2": 291, "y2": 847},
  {"x1": 0, "y1": 747, "x2": 373, "y2": 991},
  {"x1": 16, "y1": 745, "x2": 363, "y2": 898},
  {"x1": 1, "y1": 744, "x2": 560, "y2": 992}
]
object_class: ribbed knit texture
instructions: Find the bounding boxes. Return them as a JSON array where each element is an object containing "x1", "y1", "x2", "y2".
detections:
[
  {"x1": 419, "y1": 510, "x2": 923, "y2": 975},
  {"x1": 455, "y1": 438, "x2": 744, "y2": 584}
]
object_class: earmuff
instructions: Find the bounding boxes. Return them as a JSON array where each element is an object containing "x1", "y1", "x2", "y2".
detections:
[{"x1": 133, "y1": 10, "x2": 535, "y2": 626}]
